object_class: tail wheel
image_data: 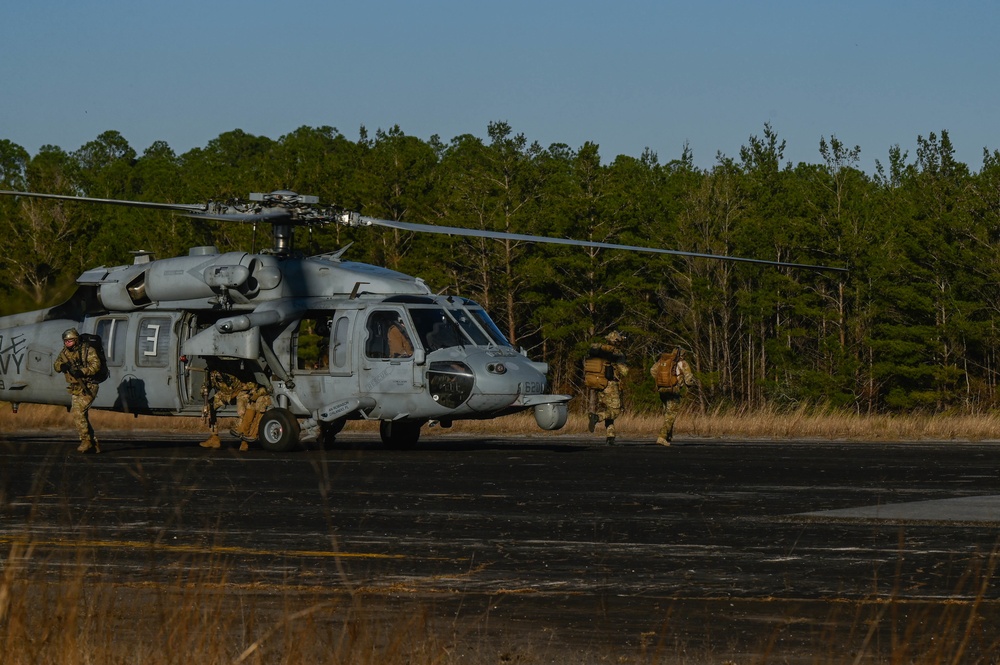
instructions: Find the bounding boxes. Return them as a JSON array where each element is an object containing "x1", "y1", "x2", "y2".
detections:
[
  {"x1": 258, "y1": 408, "x2": 301, "y2": 452},
  {"x1": 379, "y1": 420, "x2": 422, "y2": 450}
]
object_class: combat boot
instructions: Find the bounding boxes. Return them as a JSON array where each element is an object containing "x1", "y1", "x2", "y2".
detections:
[
  {"x1": 587, "y1": 413, "x2": 599, "y2": 433},
  {"x1": 655, "y1": 436, "x2": 670, "y2": 446},
  {"x1": 77, "y1": 441, "x2": 93, "y2": 453},
  {"x1": 199, "y1": 433, "x2": 222, "y2": 449}
]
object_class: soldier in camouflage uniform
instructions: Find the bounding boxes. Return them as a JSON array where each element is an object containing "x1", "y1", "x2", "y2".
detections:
[
  {"x1": 199, "y1": 369, "x2": 272, "y2": 451},
  {"x1": 53, "y1": 328, "x2": 102, "y2": 453},
  {"x1": 587, "y1": 330, "x2": 628, "y2": 446},
  {"x1": 650, "y1": 348, "x2": 697, "y2": 446},
  {"x1": 232, "y1": 381, "x2": 272, "y2": 450},
  {"x1": 387, "y1": 318, "x2": 414, "y2": 357}
]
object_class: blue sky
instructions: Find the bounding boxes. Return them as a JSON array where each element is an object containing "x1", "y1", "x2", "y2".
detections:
[{"x1": 3, "y1": 0, "x2": 997, "y2": 174}]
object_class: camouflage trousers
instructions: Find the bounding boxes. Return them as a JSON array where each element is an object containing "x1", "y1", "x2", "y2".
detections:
[
  {"x1": 595, "y1": 382, "x2": 623, "y2": 438},
  {"x1": 71, "y1": 392, "x2": 98, "y2": 450},
  {"x1": 657, "y1": 392, "x2": 684, "y2": 441},
  {"x1": 234, "y1": 393, "x2": 272, "y2": 440}
]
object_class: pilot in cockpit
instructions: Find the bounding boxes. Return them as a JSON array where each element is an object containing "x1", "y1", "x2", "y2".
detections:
[{"x1": 387, "y1": 317, "x2": 414, "y2": 358}]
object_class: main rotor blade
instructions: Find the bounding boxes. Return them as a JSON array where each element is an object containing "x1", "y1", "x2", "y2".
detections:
[
  {"x1": 360, "y1": 216, "x2": 848, "y2": 273},
  {"x1": 0, "y1": 190, "x2": 208, "y2": 213},
  {"x1": 176, "y1": 208, "x2": 292, "y2": 224},
  {"x1": 0, "y1": 189, "x2": 847, "y2": 272},
  {"x1": 0, "y1": 190, "x2": 303, "y2": 226}
]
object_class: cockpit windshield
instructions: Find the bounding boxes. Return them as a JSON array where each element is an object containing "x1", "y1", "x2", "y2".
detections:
[
  {"x1": 465, "y1": 304, "x2": 512, "y2": 348},
  {"x1": 446, "y1": 307, "x2": 491, "y2": 346},
  {"x1": 409, "y1": 308, "x2": 468, "y2": 352},
  {"x1": 402, "y1": 301, "x2": 513, "y2": 351}
]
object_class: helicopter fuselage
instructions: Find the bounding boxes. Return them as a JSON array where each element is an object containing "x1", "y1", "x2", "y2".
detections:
[{"x1": 0, "y1": 246, "x2": 570, "y2": 449}]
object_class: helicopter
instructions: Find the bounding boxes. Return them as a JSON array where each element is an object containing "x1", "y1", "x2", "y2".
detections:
[{"x1": 0, "y1": 189, "x2": 845, "y2": 451}]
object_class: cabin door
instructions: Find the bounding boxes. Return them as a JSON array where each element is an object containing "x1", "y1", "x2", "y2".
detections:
[{"x1": 94, "y1": 312, "x2": 184, "y2": 414}]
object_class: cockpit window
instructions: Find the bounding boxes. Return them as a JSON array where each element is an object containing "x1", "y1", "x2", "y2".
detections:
[
  {"x1": 409, "y1": 308, "x2": 468, "y2": 352},
  {"x1": 446, "y1": 307, "x2": 491, "y2": 345},
  {"x1": 468, "y1": 308, "x2": 512, "y2": 347},
  {"x1": 366, "y1": 311, "x2": 414, "y2": 359}
]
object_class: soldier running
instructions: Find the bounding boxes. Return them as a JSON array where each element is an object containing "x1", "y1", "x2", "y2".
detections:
[
  {"x1": 586, "y1": 330, "x2": 628, "y2": 446},
  {"x1": 650, "y1": 348, "x2": 697, "y2": 445},
  {"x1": 53, "y1": 328, "x2": 103, "y2": 453}
]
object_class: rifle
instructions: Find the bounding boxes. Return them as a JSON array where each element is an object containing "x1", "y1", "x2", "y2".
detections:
[{"x1": 200, "y1": 370, "x2": 214, "y2": 428}]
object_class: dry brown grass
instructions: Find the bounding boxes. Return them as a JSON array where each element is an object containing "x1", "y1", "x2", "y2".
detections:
[
  {"x1": 3, "y1": 402, "x2": 1000, "y2": 442},
  {"x1": 0, "y1": 553, "x2": 461, "y2": 665}
]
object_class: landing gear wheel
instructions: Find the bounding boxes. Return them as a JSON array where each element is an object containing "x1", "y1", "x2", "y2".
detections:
[
  {"x1": 379, "y1": 420, "x2": 422, "y2": 450},
  {"x1": 258, "y1": 408, "x2": 301, "y2": 452}
]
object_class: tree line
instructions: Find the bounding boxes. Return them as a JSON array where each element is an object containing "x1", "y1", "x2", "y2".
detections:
[{"x1": 1, "y1": 122, "x2": 998, "y2": 415}]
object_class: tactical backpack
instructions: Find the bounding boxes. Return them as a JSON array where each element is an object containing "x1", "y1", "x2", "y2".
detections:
[
  {"x1": 79, "y1": 333, "x2": 110, "y2": 383},
  {"x1": 583, "y1": 357, "x2": 609, "y2": 390},
  {"x1": 653, "y1": 350, "x2": 680, "y2": 391}
]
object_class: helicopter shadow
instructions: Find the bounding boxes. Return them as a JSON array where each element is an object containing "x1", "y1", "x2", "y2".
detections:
[
  {"x1": 2, "y1": 432, "x2": 597, "y2": 456},
  {"x1": 322, "y1": 436, "x2": 591, "y2": 454}
]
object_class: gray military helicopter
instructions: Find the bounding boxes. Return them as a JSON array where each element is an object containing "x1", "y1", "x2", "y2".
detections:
[{"x1": 0, "y1": 189, "x2": 845, "y2": 451}]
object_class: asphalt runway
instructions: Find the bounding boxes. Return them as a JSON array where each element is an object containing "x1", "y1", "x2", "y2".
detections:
[{"x1": 2, "y1": 430, "x2": 999, "y2": 662}]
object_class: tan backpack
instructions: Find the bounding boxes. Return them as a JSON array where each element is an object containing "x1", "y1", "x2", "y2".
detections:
[
  {"x1": 653, "y1": 350, "x2": 681, "y2": 390},
  {"x1": 583, "y1": 357, "x2": 609, "y2": 389}
]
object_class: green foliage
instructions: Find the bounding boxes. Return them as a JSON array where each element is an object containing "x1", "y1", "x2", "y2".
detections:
[{"x1": 2, "y1": 123, "x2": 1000, "y2": 414}]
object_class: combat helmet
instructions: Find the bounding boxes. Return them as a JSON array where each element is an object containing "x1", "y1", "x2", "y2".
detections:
[
  {"x1": 62, "y1": 328, "x2": 80, "y2": 342},
  {"x1": 606, "y1": 330, "x2": 625, "y2": 344}
]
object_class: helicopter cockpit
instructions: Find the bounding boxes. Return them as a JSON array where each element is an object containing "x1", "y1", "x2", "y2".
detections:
[
  {"x1": 371, "y1": 296, "x2": 515, "y2": 356},
  {"x1": 291, "y1": 296, "x2": 521, "y2": 376}
]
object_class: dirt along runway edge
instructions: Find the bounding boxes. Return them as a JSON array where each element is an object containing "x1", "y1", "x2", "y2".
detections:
[{"x1": 3, "y1": 429, "x2": 1000, "y2": 662}]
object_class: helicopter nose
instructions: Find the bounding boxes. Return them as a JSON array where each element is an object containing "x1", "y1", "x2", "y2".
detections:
[{"x1": 463, "y1": 353, "x2": 548, "y2": 413}]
